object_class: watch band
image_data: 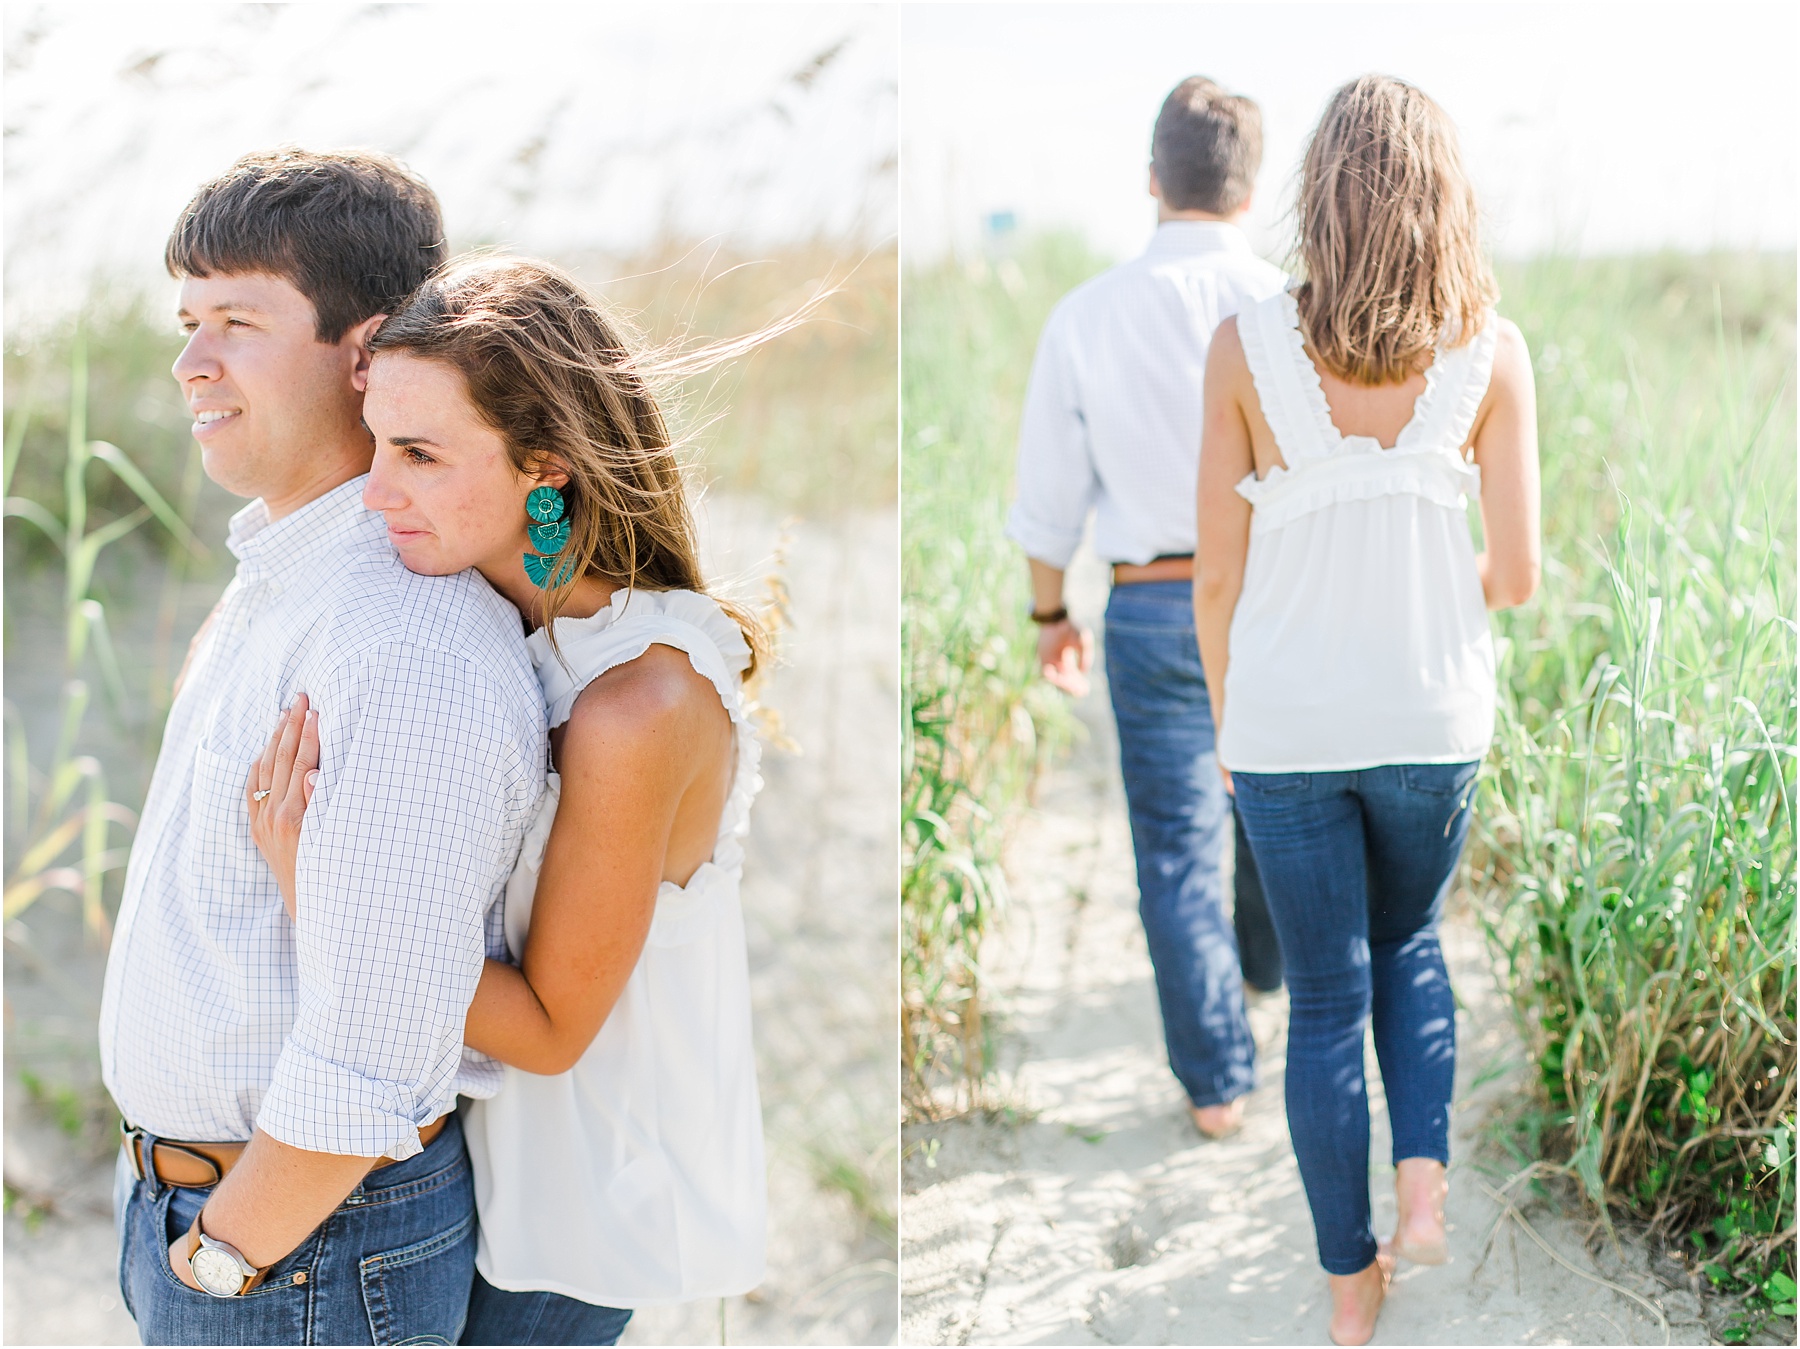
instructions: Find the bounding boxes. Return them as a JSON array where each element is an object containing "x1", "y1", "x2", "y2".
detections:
[
  {"x1": 185, "y1": 1210, "x2": 270, "y2": 1297},
  {"x1": 1028, "y1": 605, "x2": 1069, "y2": 625}
]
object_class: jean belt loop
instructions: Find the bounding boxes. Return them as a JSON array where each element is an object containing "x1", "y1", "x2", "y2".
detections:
[{"x1": 138, "y1": 1130, "x2": 163, "y2": 1194}]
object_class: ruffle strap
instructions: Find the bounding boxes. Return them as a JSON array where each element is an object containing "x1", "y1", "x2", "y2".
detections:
[
  {"x1": 531, "y1": 589, "x2": 753, "y2": 730},
  {"x1": 1240, "y1": 291, "x2": 1335, "y2": 465}
]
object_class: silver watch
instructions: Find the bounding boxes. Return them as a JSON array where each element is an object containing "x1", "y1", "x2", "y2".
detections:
[{"x1": 185, "y1": 1211, "x2": 265, "y2": 1297}]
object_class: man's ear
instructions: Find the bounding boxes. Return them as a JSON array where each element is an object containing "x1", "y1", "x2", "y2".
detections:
[
  {"x1": 1148, "y1": 165, "x2": 1164, "y2": 204},
  {"x1": 348, "y1": 314, "x2": 387, "y2": 393}
]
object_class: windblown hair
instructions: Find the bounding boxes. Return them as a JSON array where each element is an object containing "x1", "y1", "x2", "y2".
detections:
[
  {"x1": 1294, "y1": 75, "x2": 1498, "y2": 385},
  {"x1": 370, "y1": 256, "x2": 771, "y2": 677},
  {"x1": 1151, "y1": 77, "x2": 1262, "y2": 216},
  {"x1": 166, "y1": 147, "x2": 446, "y2": 342}
]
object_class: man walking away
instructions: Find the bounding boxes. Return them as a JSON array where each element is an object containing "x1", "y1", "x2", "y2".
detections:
[{"x1": 1007, "y1": 77, "x2": 1286, "y2": 1138}]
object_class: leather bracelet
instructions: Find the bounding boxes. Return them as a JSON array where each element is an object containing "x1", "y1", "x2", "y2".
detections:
[{"x1": 1028, "y1": 606, "x2": 1070, "y2": 625}]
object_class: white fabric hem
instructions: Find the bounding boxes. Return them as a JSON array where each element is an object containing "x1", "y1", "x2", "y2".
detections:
[
  {"x1": 1225, "y1": 748, "x2": 1490, "y2": 775},
  {"x1": 474, "y1": 1253, "x2": 766, "y2": 1310}
]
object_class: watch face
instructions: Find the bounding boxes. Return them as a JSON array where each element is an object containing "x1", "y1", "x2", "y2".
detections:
[{"x1": 191, "y1": 1245, "x2": 245, "y2": 1297}]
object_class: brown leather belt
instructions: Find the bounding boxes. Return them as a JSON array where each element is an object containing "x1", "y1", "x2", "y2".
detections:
[
  {"x1": 121, "y1": 1115, "x2": 449, "y2": 1189},
  {"x1": 1112, "y1": 554, "x2": 1195, "y2": 585}
]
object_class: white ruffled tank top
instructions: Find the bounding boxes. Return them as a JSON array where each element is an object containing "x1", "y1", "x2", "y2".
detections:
[
  {"x1": 463, "y1": 588, "x2": 766, "y2": 1308},
  {"x1": 1218, "y1": 290, "x2": 1499, "y2": 773}
]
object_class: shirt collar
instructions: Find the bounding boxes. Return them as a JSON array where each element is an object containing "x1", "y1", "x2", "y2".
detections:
[
  {"x1": 1143, "y1": 220, "x2": 1254, "y2": 261},
  {"x1": 227, "y1": 476, "x2": 385, "y2": 578}
]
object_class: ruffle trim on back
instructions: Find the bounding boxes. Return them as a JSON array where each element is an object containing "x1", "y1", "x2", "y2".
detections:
[
  {"x1": 1240, "y1": 290, "x2": 1499, "y2": 464},
  {"x1": 1235, "y1": 447, "x2": 1481, "y2": 533},
  {"x1": 1234, "y1": 290, "x2": 1498, "y2": 530}
]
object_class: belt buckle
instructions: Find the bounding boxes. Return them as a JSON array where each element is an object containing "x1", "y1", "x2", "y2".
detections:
[{"x1": 119, "y1": 1121, "x2": 153, "y2": 1185}]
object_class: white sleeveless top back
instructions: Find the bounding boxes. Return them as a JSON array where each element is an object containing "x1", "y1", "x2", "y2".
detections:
[
  {"x1": 1218, "y1": 290, "x2": 1499, "y2": 773},
  {"x1": 463, "y1": 589, "x2": 766, "y2": 1308}
]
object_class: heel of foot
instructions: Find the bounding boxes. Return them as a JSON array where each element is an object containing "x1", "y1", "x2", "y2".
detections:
[{"x1": 1391, "y1": 1233, "x2": 1449, "y2": 1266}]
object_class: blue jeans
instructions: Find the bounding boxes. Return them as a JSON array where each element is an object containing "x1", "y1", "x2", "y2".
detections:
[
  {"x1": 461, "y1": 1273, "x2": 632, "y2": 1345},
  {"x1": 1104, "y1": 579, "x2": 1277, "y2": 1109},
  {"x1": 1233, "y1": 762, "x2": 1477, "y2": 1275},
  {"x1": 118, "y1": 1111, "x2": 476, "y2": 1345}
]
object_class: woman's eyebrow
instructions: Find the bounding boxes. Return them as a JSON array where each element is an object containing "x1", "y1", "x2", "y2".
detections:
[{"x1": 388, "y1": 435, "x2": 444, "y2": 449}]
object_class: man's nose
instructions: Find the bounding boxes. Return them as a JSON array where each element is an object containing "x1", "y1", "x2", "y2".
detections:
[{"x1": 171, "y1": 330, "x2": 221, "y2": 386}]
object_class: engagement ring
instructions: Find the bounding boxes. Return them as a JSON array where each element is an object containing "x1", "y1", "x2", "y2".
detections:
[{"x1": 252, "y1": 789, "x2": 271, "y2": 802}]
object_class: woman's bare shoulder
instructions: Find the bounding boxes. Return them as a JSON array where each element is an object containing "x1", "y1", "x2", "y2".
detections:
[
  {"x1": 561, "y1": 643, "x2": 727, "y2": 762},
  {"x1": 1205, "y1": 314, "x2": 1252, "y2": 389},
  {"x1": 1486, "y1": 316, "x2": 1534, "y2": 396}
]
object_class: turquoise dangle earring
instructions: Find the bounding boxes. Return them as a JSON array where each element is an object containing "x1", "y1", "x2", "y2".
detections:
[{"x1": 523, "y1": 484, "x2": 574, "y2": 588}]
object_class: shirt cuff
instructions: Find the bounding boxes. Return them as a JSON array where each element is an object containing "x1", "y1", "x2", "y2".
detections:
[
  {"x1": 256, "y1": 1043, "x2": 440, "y2": 1160},
  {"x1": 1005, "y1": 504, "x2": 1084, "y2": 570}
]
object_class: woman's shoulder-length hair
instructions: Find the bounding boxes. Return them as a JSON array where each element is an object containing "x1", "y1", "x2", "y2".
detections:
[{"x1": 1293, "y1": 74, "x2": 1499, "y2": 386}]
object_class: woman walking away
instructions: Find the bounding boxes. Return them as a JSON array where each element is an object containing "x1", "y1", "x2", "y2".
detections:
[{"x1": 1193, "y1": 75, "x2": 1540, "y2": 1345}]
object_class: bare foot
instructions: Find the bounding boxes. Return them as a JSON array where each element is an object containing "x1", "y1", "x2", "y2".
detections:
[
  {"x1": 1189, "y1": 1098, "x2": 1244, "y2": 1139},
  {"x1": 1387, "y1": 1157, "x2": 1449, "y2": 1265},
  {"x1": 1327, "y1": 1251, "x2": 1394, "y2": 1345}
]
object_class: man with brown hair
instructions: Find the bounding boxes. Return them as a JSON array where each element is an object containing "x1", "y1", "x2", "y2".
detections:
[
  {"x1": 1008, "y1": 78, "x2": 1285, "y2": 1139},
  {"x1": 99, "y1": 148, "x2": 546, "y2": 1343}
]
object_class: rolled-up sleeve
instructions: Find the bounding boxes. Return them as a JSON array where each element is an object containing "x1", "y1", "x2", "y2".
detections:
[
  {"x1": 1006, "y1": 308, "x2": 1097, "y2": 569},
  {"x1": 256, "y1": 643, "x2": 531, "y2": 1159}
]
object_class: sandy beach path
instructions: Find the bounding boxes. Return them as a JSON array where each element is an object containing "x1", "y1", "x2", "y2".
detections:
[{"x1": 899, "y1": 550, "x2": 1710, "y2": 1348}]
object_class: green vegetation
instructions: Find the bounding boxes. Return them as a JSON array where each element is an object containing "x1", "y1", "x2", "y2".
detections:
[
  {"x1": 1471, "y1": 252, "x2": 1795, "y2": 1334},
  {"x1": 901, "y1": 243, "x2": 1795, "y2": 1319},
  {"x1": 901, "y1": 237, "x2": 1099, "y2": 1115},
  {"x1": 4, "y1": 336, "x2": 203, "y2": 936}
]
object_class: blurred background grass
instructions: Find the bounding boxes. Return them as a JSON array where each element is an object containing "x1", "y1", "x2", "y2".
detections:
[{"x1": 900, "y1": 236, "x2": 1793, "y2": 1332}]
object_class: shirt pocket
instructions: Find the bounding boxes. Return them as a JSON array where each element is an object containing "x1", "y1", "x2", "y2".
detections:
[{"x1": 182, "y1": 743, "x2": 279, "y2": 924}]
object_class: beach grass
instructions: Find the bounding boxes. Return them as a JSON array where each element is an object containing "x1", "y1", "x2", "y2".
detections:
[
  {"x1": 899, "y1": 239, "x2": 1796, "y2": 1314},
  {"x1": 901, "y1": 236, "x2": 1099, "y2": 1115},
  {"x1": 1469, "y1": 252, "x2": 1795, "y2": 1330}
]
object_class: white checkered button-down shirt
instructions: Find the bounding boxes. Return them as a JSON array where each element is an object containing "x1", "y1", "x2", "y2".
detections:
[
  {"x1": 99, "y1": 478, "x2": 546, "y2": 1160},
  {"x1": 1006, "y1": 221, "x2": 1289, "y2": 567}
]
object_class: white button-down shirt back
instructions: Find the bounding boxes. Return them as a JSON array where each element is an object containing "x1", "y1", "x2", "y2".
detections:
[
  {"x1": 99, "y1": 479, "x2": 546, "y2": 1159},
  {"x1": 1007, "y1": 221, "x2": 1289, "y2": 567}
]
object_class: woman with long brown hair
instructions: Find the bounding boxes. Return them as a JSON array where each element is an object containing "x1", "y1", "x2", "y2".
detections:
[
  {"x1": 1194, "y1": 76, "x2": 1540, "y2": 1344},
  {"x1": 247, "y1": 255, "x2": 774, "y2": 1344}
]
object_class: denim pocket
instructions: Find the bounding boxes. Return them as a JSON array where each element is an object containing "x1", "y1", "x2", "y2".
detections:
[
  {"x1": 1238, "y1": 771, "x2": 1310, "y2": 796},
  {"x1": 358, "y1": 1207, "x2": 475, "y2": 1346},
  {"x1": 1401, "y1": 761, "x2": 1480, "y2": 800},
  {"x1": 1102, "y1": 620, "x2": 1209, "y2": 720},
  {"x1": 157, "y1": 1183, "x2": 317, "y2": 1298}
]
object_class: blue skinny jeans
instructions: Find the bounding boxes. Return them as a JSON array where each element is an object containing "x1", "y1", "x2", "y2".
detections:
[
  {"x1": 1232, "y1": 761, "x2": 1477, "y2": 1275},
  {"x1": 1104, "y1": 579, "x2": 1281, "y2": 1109}
]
